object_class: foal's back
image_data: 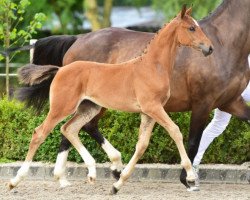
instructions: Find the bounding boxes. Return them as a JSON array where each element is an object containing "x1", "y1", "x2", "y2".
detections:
[{"x1": 53, "y1": 60, "x2": 141, "y2": 112}]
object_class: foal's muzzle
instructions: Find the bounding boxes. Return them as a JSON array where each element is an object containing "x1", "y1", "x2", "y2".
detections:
[{"x1": 199, "y1": 43, "x2": 213, "y2": 57}]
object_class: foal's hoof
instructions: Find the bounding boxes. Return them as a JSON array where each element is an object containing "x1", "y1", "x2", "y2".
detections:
[
  {"x1": 186, "y1": 179, "x2": 195, "y2": 187},
  {"x1": 246, "y1": 172, "x2": 250, "y2": 184},
  {"x1": 187, "y1": 186, "x2": 200, "y2": 192},
  {"x1": 59, "y1": 179, "x2": 72, "y2": 188},
  {"x1": 112, "y1": 169, "x2": 121, "y2": 180},
  {"x1": 87, "y1": 175, "x2": 96, "y2": 185},
  {"x1": 109, "y1": 186, "x2": 119, "y2": 195},
  {"x1": 8, "y1": 183, "x2": 15, "y2": 191}
]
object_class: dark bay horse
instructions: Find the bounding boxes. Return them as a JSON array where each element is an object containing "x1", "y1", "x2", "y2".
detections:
[
  {"x1": 11, "y1": 7, "x2": 213, "y2": 193},
  {"x1": 18, "y1": 0, "x2": 250, "y2": 189}
]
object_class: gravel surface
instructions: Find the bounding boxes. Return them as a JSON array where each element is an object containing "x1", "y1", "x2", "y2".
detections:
[{"x1": 0, "y1": 180, "x2": 249, "y2": 200}]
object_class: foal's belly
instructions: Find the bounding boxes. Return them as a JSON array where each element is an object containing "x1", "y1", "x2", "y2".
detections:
[{"x1": 84, "y1": 96, "x2": 141, "y2": 113}]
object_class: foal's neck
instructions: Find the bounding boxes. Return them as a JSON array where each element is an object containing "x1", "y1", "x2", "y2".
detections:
[{"x1": 142, "y1": 20, "x2": 179, "y2": 72}]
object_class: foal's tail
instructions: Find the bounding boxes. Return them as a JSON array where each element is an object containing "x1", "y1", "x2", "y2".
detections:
[
  {"x1": 18, "y1": 64, "x2": 59, "y2": 86},
  {"x1": 17, "y1": 64, "x2": 59, "y2": 111}
]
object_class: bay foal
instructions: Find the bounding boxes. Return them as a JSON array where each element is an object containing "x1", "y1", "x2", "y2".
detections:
[{"x1": 10, "y1": 6, "x2": 213, "y2": 193}]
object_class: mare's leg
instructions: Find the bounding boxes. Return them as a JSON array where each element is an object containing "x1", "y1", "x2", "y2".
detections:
[
  {"x1": 220, "y1": 96, "x2": 250, "y2": 121},
  {"x1": 60, "y1": 101, "x2": 102, "y2": 184},
  {"x1": 9, "y1": 111, "x2": 66, "y2": 190},
  {"x1": 111, "y1": 114, "x2": 155, "y2": 194},
  {"x1": 191, "y1": 108, "x2": 231, "y2": 191},
  {"x1": 54, "y1": 108, "x2": 122, "y2": 187},
  {"x1": 180, "y1": 105, "x2": 211, "y2": 188}
]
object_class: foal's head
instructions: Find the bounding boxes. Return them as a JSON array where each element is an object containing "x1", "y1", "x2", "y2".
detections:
[{"x1": 175, "y1": 5, "x2": 213, "y2": 56}]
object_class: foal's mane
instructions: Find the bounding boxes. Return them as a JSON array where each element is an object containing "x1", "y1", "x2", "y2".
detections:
[
  {"x1": 139, "y1": 23, "x2": 169, "y2": 57},
  {"x1": 135, "y1": 15, "x2": 181, "y2": 61}
]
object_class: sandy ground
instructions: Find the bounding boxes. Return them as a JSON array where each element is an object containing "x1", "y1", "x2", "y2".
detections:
[{"x1": 0, "y1": 180, "x2": 249, "y2": 200}]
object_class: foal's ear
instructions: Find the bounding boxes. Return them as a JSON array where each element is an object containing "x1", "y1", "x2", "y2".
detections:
[
  {"x1": 181, "y1": 4, "x2": 187, "y2": 19},
  {"x1": 186, "y1": 7, "x2": 192, "y2": 16}
]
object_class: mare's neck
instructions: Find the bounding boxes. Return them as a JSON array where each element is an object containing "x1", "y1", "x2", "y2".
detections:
[
  {"x1": 142, "y1": 20, "x2": 179, "y2": 72},
  {"x1": 200, "y1": 0, "x2": 250, "y2": 64}
]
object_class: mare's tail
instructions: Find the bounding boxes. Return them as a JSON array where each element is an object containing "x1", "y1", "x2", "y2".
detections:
[
  {"x1": 0, "y1": 44, "x2": 34, "y2": 56},
  {"x1": 17, "y1": 35, "x2": 77, "y2": 112}
]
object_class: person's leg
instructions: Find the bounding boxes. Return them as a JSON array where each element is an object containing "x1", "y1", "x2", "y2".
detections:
[
  {"x1": 241, "y1": 81, "x2": 250, "y2": 102},
  {"x1": 186, "y1": 108, "x2": 232, "y2": 191},
  {"x1": 193, "y1": 109, "x2": 232, "y2": 166}
]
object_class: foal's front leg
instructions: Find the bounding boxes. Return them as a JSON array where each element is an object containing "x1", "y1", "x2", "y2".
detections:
[
  {"x1": 180, "y1": 104, "x2": 211, "y2": 189},
  {"x1": 111, "y1": 114, "x2": 155, "y2": 194},
  {"x1": 148, "y1": 105, "x2": 195, "y2": 185}
]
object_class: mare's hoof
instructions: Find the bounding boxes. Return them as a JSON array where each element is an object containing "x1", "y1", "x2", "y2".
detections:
[
  {"x1": 109, "y1": 186, "x2": 119, "y2": 195},
  {"x1": 112, "y1": 169, "x2": 121, "y2": 180},
  {"x1": 87, "y1": 176, "x2": 96, "y2": 185}
]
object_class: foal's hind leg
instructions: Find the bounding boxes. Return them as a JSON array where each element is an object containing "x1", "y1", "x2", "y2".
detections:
[
  {"x1": 83, "y1": 110, "x2": 122, "y2": 179},
  {"x1": 53, "y1": 136, "x2": 72, "y2": 187},
  {"x1": 111, "y1": 114, "x2": 155, "y2": 194},
  {"x1": 9, "y1": 112, "x2": 64, "y2": 190},
  {"x1": 54, "y1": 108, "x2": 122, "y2": 187},
  {"x1": 60, "y1": 101, "x2": 102, "y2": 184}
]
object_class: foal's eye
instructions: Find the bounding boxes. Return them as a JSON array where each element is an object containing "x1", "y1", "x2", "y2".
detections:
[{"x1": 189, "y1": 26, "x2": 195, "y2": 32}]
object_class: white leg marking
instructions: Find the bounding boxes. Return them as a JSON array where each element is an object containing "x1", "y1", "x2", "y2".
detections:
[
  {"x1": 10, "y1": 161, "x2": 31, "y2": 186},
  {"x1": 54, "y1": 150, "x2": 69, "y2": 178},
  {"x1": 54, "y1": 150, "x2": 72, "y2": 188},
  {"x1": 101, "y1": 139, "x2": 122, "y2": 171},
  {"x1": 113, "y1": 179, "x2": 124, "y2": 190},
  {"x1": 79, "y1": 146, "x2": 96, "y2": 179},
  {"x1": 60, "y1": 105, "x2": 101, "y2": 184}
]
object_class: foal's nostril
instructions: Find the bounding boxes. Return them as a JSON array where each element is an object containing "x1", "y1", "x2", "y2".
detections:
[{"x1": 208, "y1": 46, "x2": 213, "y2": 54}]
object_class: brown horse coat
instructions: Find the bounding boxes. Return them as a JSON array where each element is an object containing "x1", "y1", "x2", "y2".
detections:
[
  {"x1": 12, "y1": 8, "x2": 213, "y2": 193},
  {"x1": 17, "y1": 0, "x2": 250, "y2": 188}
]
